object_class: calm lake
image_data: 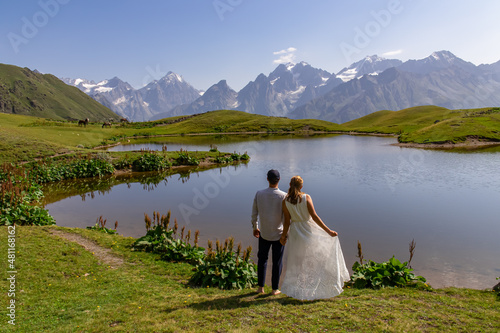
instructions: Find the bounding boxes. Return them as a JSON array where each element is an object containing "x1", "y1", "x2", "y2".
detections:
[{"x1": 43, "y1": 134, "x2": 500, "y2": 289}]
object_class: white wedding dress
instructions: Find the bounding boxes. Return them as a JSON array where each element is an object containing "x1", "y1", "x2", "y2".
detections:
[{"x1": 281, "y1": 194, "x2": 350, "y2": 300}]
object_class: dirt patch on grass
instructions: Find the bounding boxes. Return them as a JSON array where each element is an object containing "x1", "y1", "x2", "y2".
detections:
[{"x1": 49, "y1": 229, "x2": 124, "y2": 268}]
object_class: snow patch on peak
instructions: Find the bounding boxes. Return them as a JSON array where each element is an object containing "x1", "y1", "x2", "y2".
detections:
[
  {"x1": 430, "y1": 51, "x2": 455, "y2": 62},
  {"x1": 95, "y1": 86, "x2": 113, "y2": 93},
  {"x1": 113, "y1": 96, "x2": 127, "y2": 105},
  {"x1": 74, "y1": 78, "x2": 84, "y2": 86},
  {"x1": 364, "y1": 55, "x2": 384, "y2": 63},
  {"x1": 295, "y1": 61, "x2": 310, "y2": 67},
  {"x1": 290, "y1": 85, "x2": 306, "y2": 95},
  {"x1": 337, "y1": 68, "x2": 359, "y2": 82},
  {"x1": 161, "y1": 72, "x2": 184, "y2": 84}
]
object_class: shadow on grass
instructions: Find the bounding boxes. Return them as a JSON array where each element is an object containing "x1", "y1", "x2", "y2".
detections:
[{"x1": 162, "y1": 291, "x2": 324, "y2": 314}]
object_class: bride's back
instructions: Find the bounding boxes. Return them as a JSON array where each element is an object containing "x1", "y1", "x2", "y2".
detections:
[{"x1": 285, "y1": 194, "x2": 310, "y2": 223}]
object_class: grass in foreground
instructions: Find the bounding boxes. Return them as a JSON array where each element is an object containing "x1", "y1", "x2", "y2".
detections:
[{"x1": 1, "y1": 226, "x2": 498, "y2": 332}]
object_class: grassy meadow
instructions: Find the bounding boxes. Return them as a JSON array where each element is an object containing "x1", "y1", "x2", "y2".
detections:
[
  {"x1": 342, "y1": 105, "x2": 500, "y2": 144},
  {"x1": 0, "y1": 226, "x2": 498, "y2": 333}
]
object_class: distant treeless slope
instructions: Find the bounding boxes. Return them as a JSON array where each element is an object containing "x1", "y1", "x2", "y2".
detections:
[
  {"x1": 343, "y1": 105, "x2": 500, "y2": 143},
  {"x1": 0, "y1": 63, "x2": 120, "y2": 122}
]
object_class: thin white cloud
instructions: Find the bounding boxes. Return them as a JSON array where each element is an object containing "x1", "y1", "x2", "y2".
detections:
[
  {"x1": 273, "y1": 47, "x2": 297, "y2": 64},
  {"x1": 382, "y1": 49, "x2": 403, "y2": 57}
]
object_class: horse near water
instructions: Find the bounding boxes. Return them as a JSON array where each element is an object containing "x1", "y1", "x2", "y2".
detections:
[
  {"x1": 102, "y1": 122, "x2": 112, "y2": 128},
  {"x1": 78, "y1": 118, "x2": 89, "y2": 127}
]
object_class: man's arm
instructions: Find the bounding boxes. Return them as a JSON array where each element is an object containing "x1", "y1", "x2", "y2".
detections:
[{"x1": 251, "y1": 193, "x2": 260, "y2": 237}]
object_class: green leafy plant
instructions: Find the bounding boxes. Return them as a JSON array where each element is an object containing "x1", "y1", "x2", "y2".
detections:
[
  {"x1": 86, "y1": 216, "x2": 118, "y2": 234},
  {"x1": 0, "y1": 165, "x2": 55, "y2": 226},
  {"x1": 347, "y1": 240, "x2": 428, "y2": 289},
  {"x1": 214, "y1": 156, "x2": 234, "y2": 164},
  {"x1": 349, "y1": 257, "x2": 427, "y2": 289},
  {"x1": 494, "y1": 277, "x2": 500, "y2": 296},
  {"x1": 190, "y1": 238, "x2": 257, "y2": 290},
  {"x1": 175, "y1": 152, "x2": 200, "y2": 166},
  {"x1": 133, "y1": 151, "x2": 171, "y2": 171},
  {"x1": 27, "y1": 156, "x2": 115, "y2": 183},
  {"x1": 213, "y1": 151, "x2": 250, "y2": 164},
  {"x1": 133, "y1": 211, "x2": 204, "y2": 265}
]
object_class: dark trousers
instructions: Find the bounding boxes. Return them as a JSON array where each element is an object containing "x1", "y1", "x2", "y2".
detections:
[{"x1": 257, "y1": 237, "x2": 284, "y2": 290}]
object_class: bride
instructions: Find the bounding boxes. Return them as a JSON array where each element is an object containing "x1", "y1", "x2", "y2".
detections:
[{"x1": 279, "y1": 176, "x2": 350, "y2": 300}]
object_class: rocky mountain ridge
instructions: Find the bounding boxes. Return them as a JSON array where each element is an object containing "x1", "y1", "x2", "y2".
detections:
[{"x1": 63, "y1": 51, "x2": 500, "y2": 123}]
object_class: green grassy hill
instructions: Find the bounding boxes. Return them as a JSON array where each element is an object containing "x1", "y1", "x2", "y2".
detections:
[
  {"x1": 342, "y1": 105, "x2": 500, "y2": 144},
  {"x1": 147, "y1": 110, "x2": 342, "y2": 134},
  {"x1": 0, "y1": 63, "x2": 120, "y2": 122}
]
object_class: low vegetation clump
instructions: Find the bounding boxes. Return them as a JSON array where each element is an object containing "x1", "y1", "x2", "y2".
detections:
[
  {"x1": 86, "y1": 216, "x2": 118, "y2": 234},
  {"x1": 214, "y1": 151, "x2": 250, "y2": 164},
  {"x1": 132, "y1": 150, "x2": 171, "y2": 171},
  {"x1": 494, "y1": 277, "x2": 500, "y2": 296},
  {"x1": 349, "y1": 257, "x2": 428, "y2": 289},
  {"x1": 175, "y1": 152, "x2": 200, "y2": 166},
  {"x1": 133, "y1": 211, "x2": 205, "y2": 265},
  {"x1": 133, "y1": 210, "x2": 257, "y2": 289},
  {"x1": 190, "y1": 238, "x2": 257, "y2": 290},
  {"x1": 348, "y1": 240, "x2": 429, "y2": 290},
  {"x1": 0, "y1": 164, "x2": 55, "y2": 226},
  {"x1": 27, "y1": 155, "x2": 115, "y2": 183}
]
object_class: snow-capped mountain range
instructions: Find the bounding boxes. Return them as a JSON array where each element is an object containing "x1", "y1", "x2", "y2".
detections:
[
  {"x1": 63, "y1": 51, "x2": 500, "y2": 123},
  {"x1": 62, "y1": 72, "x2": 202, "y2": 121}
]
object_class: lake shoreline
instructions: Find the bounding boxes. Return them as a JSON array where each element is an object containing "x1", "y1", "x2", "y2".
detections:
[
  {"x1": 394, "y1": 137, "x2": 500, "y2": 149},
  {"x1": 103, "y1": 131, "x2": 500, "y2": 150}
]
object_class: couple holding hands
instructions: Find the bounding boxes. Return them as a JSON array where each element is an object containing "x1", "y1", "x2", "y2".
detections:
[{"x1": 251, "y1": 170, "x2": 349, "y2": 300}]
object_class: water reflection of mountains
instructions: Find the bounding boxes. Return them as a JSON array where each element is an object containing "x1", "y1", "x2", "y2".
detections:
[{"x1": 42, "y1": 162, "x2": 248, "y2": 205}]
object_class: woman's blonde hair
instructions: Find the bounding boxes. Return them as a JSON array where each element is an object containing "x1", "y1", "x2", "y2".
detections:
[{"x1": 286, "y1": 176, "x2": 304, "y2": 205}]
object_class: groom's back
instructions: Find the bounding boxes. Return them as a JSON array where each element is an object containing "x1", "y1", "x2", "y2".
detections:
[{"x1": 253, "y1": 187, "x2": 286, "y2": 241}]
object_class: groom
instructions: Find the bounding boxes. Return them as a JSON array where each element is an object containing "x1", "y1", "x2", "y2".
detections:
[{"x1": 251, "y1": 169, "x2": 287, "y2": 295}]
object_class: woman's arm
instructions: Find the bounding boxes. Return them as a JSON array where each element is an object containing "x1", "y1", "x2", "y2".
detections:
[
  {"x1": 280, "y1": 200, "x2": 291, "y2": 245},
  {"x1": 306, "y1": 195, "x2": 338, "y2": 237}
]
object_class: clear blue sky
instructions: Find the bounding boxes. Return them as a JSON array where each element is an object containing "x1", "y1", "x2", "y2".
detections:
[{"x1": 1, "y1": 0, "x2": 499, "y2": 91}]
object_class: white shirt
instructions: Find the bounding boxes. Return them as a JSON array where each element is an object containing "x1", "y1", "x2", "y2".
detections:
[{"x1": 251, "y1": 187, "x2": 287, "y2": 241}]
